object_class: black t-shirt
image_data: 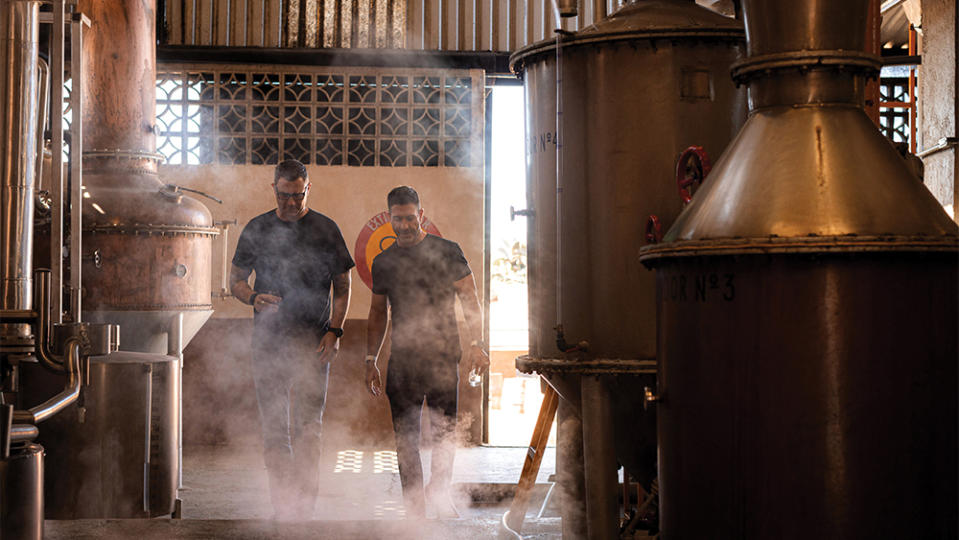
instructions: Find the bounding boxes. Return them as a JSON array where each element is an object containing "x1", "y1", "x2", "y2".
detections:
[
  {"x1": 233, "y1": 209, "x2": 355, "y2": 335},
  {"x1": 371, "y1": 234, "x2": 472, "y2": 357}
]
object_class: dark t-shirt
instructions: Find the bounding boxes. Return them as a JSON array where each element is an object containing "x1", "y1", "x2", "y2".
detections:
[
  {"x1": 371, "y1": 234, "x2": 472, "y2": 357},
  {"x1": 233, "y1": 209, "x2": 354, "y2": 336}
]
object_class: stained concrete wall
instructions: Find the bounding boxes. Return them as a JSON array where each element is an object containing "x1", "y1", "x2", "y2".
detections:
[{"x1": 919, "y1": 0, "x2": 958, "y2": 218}]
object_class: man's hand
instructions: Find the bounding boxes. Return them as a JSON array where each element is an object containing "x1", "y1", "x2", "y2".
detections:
[
  {"x1": 317, "y1": 331, "x2": 340, "y2": 363},
  {"x1": 365, "y1": 363, "x2": 382, "y2": 397},
  {"x1": 468, "y1": 344, "x2": 490, "y2": 375},
  {"x1": 252, "y1": 293, "x2": 282, "y2": 314}
]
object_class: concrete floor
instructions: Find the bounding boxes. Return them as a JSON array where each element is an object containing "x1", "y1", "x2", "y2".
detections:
[{"x1": 45, "y1": 442, "x2": 562, "y2": 539}]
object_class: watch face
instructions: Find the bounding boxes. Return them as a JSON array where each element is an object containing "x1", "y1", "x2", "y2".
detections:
[{"x1": 329, "y1": 327, "x2": 344, "y2": 338}]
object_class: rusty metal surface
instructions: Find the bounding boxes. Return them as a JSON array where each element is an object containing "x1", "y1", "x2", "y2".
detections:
[{"x1": 653, "y1": 255, "x2": 958, "y2": 538}]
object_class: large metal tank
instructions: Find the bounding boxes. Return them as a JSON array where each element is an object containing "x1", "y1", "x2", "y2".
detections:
[
  {"x1": 639, "y1": 0, "x2": 959, "y2": 538},
  {"x1": 24, "y1": 352, "x2": 179, "y2": 518},
  {"x1": 0, "y1": 442, "x2": 43, "y2": 539},
  {"x1": 513, "y1": 0, "x2": 746, "y2": 362},
  {"x1": 511, "y1": 1, "x2": 746, "y2": 536},
  {"x1": 78, "y1": 0, "x2": 217, "y2": 351}
]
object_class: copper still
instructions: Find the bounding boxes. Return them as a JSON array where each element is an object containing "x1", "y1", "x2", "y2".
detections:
[
  {"x1": 27, "y1": 0, "x2": 218, "y2": 519},
  {"x1": 510, "y1": 1, "x2": 746, "y2": 536},
  {"x1": 639, "y1": 0, "x2": 958, "y2": 537}
]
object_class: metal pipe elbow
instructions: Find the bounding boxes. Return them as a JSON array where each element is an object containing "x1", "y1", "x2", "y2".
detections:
[{"x1": 13, "y1": 337, "x2": 82, "y2": 424}]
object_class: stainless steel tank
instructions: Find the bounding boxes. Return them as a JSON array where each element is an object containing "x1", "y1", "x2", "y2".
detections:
[
  {"x1": 23, "y1": 352, "x2": 180, "y2": 518},
  {"x1": 639, "y1": 0, "x2": 959, "y2": 537},
  {"x1": 513, "y1": 0, "x2": 746, "y2": 362},
  {"x1": 511, "y1": 1, "x2": 746, "y2": 536},
  {"x1": 0, "y1": 442, "x2": 43, "y2": 540}
]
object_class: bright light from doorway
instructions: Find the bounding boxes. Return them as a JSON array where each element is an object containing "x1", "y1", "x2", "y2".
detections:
[{"x1": 488, "y1": 85, "x2": 556, "y2": 447}]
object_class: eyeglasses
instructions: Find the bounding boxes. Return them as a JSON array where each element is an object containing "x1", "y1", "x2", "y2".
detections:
[{"x1": 275, "y1": 189, "x2": 307, "y2": 201}]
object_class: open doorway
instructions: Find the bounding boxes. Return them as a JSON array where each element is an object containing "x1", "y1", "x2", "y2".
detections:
[{"x1": 487, "y1": 84, "x2": 556, "y2": 447}]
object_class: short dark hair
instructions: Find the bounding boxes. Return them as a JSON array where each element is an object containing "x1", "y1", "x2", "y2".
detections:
[
  {"x1": 275, "y1": 159, "x2": 308, "y2": 183},
  {"x1": 387, "y1": 186, "x2": 420, "y2": 208}
]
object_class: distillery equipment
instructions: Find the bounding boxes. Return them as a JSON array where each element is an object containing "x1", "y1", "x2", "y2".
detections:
[
  {"x1": 11, "y1": 0, "x2": 218, "y2": 521},
  {"x1": 1, "y1": 1, "x2": 118, "y2": 538},
  {"x1": 510, "y1": 1, "x2": 746, "y2": 536},
  {"x1": 639, "y1": 0, "x2": 959, "y2": 537}
]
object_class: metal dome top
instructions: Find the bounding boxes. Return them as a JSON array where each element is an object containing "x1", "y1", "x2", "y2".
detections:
[{"x1": 510, "y1": 0, "x2": 743, "y2": 73}]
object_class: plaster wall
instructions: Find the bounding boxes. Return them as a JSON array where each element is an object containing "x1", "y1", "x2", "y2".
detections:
[
  {"x1": 919, "y1": 0, "x2": 958, "y2": 217},
  {"x1": 159, "y1": 163, "x2": 486, "y2": 318}
]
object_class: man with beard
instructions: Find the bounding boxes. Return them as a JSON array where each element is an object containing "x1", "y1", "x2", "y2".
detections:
[
  {"x1": 365, "y1": 185, "x2": 489, "y2": 519},
  {"x1": 230, "y1": 159, "x2": 353, "y2": 520}
]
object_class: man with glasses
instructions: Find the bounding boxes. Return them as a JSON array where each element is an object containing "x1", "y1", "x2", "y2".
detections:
[{"x1": 229, "y1": 159, "x2": 354, "y2": 520}]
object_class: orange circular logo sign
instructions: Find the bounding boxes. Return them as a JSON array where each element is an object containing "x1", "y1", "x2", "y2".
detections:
[{"x1": 354, "y1": 211, "x2": 442, "y2": 289}]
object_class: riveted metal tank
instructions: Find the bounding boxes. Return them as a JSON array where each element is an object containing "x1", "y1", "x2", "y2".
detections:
[
  {"x1": 639, "y1": 0, "x2": 959, "y2": 538},
  {"x1": 511, "y1": 1, "x2": 746, "y2": 536}
]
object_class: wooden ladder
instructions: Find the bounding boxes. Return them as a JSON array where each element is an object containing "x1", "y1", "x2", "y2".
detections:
[{"x1": 504, "y1": 382, "x2": 559, "y2": 534}]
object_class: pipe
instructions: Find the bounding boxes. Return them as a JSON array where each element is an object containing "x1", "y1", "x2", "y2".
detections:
[
  {"x1": 10, "y1": 424, "x2": 39, "y2": 443},
  {"x1": 13, "y1": 336, "x2": 82, "y2": 423},
  {"x1": 168, "y1": 312, "x2": 183, "y2": 490},
  {"x1": 35, "y1": 56, "x2": 48, "y2": 197},
  {"x1": 593, "y1": 0, "x2": 606, "y2": 22},
  {"x1": 916, "y1": 137, "x2": 958, "y2": 159},
  {"x1": 32, "y1": 269, "x2": 65, "y2": 372},
  {"x1": 0, "y1": 0, "x2": 40, "y2": 341},
  {"x1": 580, "y1": 375, "x2": 618, "y2": 539},
  {"x1": 556, "y1": 396, "x2": 588, "y2": 538},
  {"x1": 556, "y1": 0, "x2": 578, "y2": 18},
  {"x1": 68, "y1": 11, "x2": 86, "y2": 321},
  {"x1": 50, "y1": 0, "x2": 64, "y2": 324}
]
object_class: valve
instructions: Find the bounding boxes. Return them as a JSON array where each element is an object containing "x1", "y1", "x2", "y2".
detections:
[
  {"x1": 676, "y1": 145, "x2": 712, "y2": 204},
  {"x1": 645, "y1": 215, "x2": 662, "y2": 244},
  {"x1": 510, "y1": 206, "x2": 534, "y2": 221}
]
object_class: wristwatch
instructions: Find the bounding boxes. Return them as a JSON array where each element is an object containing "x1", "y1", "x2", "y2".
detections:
[
  {"x1": 248, "y1": 292, "x2": 260, "y2": 305},
  {"x1": 327, "y1": 327, "x2": 344, "y2": 338}
]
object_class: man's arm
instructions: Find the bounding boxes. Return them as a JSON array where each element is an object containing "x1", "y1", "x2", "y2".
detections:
[
  {"x1": 317, "y1": 270, "x2": 352, "y2": 362},
  {"x1": 229, "y1": 264, "x2": 280, "y2": 313},
  {"x1": 364, "y1": 293, "x2": 389, "y2": 396},
  {"x1": 229, "y1": 264, "x2": 254, "y2": 304},
  {"x1": 453, "y1": 273, "x2": 490, "y2": 372}
]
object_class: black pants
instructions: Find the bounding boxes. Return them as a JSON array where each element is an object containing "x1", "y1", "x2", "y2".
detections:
[
  {"x1": 386, "y1": 350, "x2": 459, "y2": 516},
  {"x1": 251, "y1": 324, "x2": 330, "y2": 517}
]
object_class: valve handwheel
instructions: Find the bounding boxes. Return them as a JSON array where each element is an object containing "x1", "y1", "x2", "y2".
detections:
[{"x1": 676, "y1": 146, "x2": 712, "y2": 204}]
